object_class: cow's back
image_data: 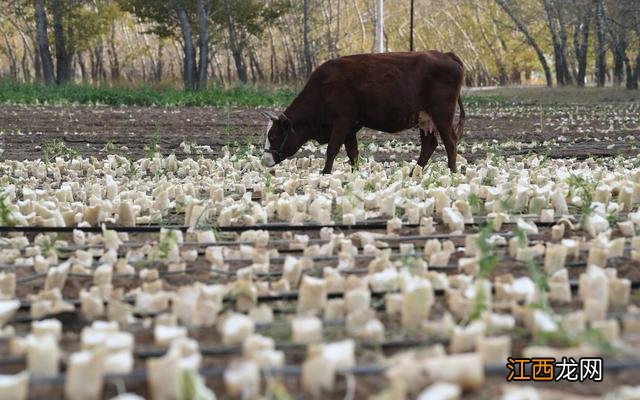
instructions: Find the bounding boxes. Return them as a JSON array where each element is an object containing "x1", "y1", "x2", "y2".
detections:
[
  {"x1": 305, "y1": 52, "x2": 462, "y2": 132},
  {"x1": 315, "y1": 51, "x2": 461, "y2": 93}
]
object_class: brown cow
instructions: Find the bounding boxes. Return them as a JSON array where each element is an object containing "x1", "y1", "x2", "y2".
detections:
[{"x1": 261, "y1": 51, "x2": 465, "y2": 175}]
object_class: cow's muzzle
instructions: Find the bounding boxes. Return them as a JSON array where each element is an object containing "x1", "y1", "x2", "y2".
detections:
[
  {"x1": 262, "y1": 151, "x2": 277, "y2": 167},
  {"x1": 262, "y1": 134, "x2": 289, "y2": 168}
]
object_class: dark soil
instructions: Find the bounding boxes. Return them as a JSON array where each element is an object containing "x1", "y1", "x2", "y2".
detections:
[
  {"x1": 0, "y1": 103, "x2": 638, "y2": 162},
  {"x1": 1, "y1": 96, "x2": 640, "y2": 399}
]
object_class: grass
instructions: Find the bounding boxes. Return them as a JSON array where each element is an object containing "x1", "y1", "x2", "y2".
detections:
[
  {"x1": 40, "y1": 234, "x2": 61, "y2": 257},
  {"x1": 567, "y1": 174, "x2": 597, "y2": 224},
  {"x1": 1, "y1": 81, "x2": 638, "y2": 108},
  {"x1": 225, "y1": 134, "x2": 255, "y2": 159},
  {"x1": 467, "y1": 86, "x2": 640, "y2": 106},
  {"x1": 0, "y1": 80, "x2": 298, "y2": 107},
  {"x1": 469, "y1": 224, "x2": 499, "y2": 321},
  {"x1": 0, "y1": 192, "x2": 12, "y2": 226},
  {"x1": 0, "y1": 80, "x2": 525, "y2": 108},
  {"x1": 144, "y1": 128, "x2": 163, "y2": 158},
  {"x1": 468, "y1": 193, "x2": 485, "y2": 214},
  {"x1": 152, "y1": 229, "x2": 178, "y2": 261},
  {"x1": 42, "y1": 138, "x2": 81, "y2": 162}
]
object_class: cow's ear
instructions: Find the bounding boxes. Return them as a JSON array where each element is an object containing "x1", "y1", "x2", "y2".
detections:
[
  {"x1": 279, "y1": 114, "x2": 293, "y2": 130},
  {"x1": 260, "y1": 111, "x2": 279, "y2": 122}
]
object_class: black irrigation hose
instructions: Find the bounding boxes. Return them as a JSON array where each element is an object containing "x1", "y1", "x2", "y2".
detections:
[
  {"x1": 26, "y1": 364, "x2": 385, "y2": 387},
  {"x1": 11, "y1": 258, "x2": 640, "y2": 317},
  {"x1": 0, "y1": 223, "x2": 389, "y2": 234},
  {"x1": 0, "y1": 214, "x2": 571, "y2": 234},
  {"x1": 0, "y1": 212, "x2": 582, "y2": 234},
  {"x1": 13, "y1": 230, "x2": 543, "y2": 254},
  {"x1": 132, "y1": 337, "x2": 443, "y2": 360},
  {"x1": 0, "y1": 233, "x2": 541, "y2": 269},
  {"x1": 0, "y1": 208, "x2": 615, "y2": 236},
  {"x1": 1, "y1": 243, "x2": 632, "y2": 292},
  {"x1": 5, "y1": 301, "x2": 640, "y2": 365},
  {"x1": 6, "y1": 249, "x2": 628, "y2": 295},
  {"x1": 0, "y1": 335, "x2": 442, "y2": 367},
  {"x1": 16, "y1": 272, "x2": 47, "y2": 284},
  {"x1": 2, "y1": 241, "x2": 555, "y2": 274},
  {"x1": 22, "y1": 360, "x2": 640, "y2": 388}
]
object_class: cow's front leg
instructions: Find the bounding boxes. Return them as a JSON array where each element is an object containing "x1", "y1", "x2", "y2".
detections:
[
  {"x1": 321, "y1": 121, "x2": 349, "y2": 174},
  {"x1": 410, "y1": 129, "x2": 438, "y2": 176},
  {"x1": 344, "y1": 130, "x2": 359, "y2": 171}
]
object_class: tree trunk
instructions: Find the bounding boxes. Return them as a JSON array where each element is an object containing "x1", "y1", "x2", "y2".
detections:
[
  {"x1": 34, "y1": 36, "x2": 42, "y2": 82},
  {"x1": 633, "y1": 12, "x2": 640, "y2": 89},
  {"x1": 225, "y1": 47, "x2": 232, "y2": 83},
  {"x1": 281, "y1": 33, "x2": 296, "y2": 81},
  {"x1": 321, "y1": 0, "x2": 337, "y2": 58},
  {"x1": 21, "y1": 43, "x2": 31, "y2": 83},
  {"x1": 475, "y1": 5, "x2": 507, "y2": 86},
  {"x1": 612, "y1": 45, "x2": 626, "y2": 87},
  {"x1": 90, "y1": 48, "x2": 97, "y2": 83},
  {"x1": 634, "y1": 53, "x2": 640, "y2": 89},
  {"x1": 35, "y1": 0, "x2": 55, "y2": 84},
  {"x1": 212, "y1": 50, "x2": 225, "y2": 86},
  {"x1": 555, "y1": 2, "x2": 573, "y2": 85},
  {"x1": 156, "y1": 42, "x2": 164, "y2": 82},
  {"x1": 352, "y1": 0, "x2": 366, "y2": 52},
  {"x1": 108, "y1": 23, "x2": 120, "y2": 82},
  {"x1": 606, "y1": 17, "x2": 628, "y2": 88},
  {"x1": 543, "y1": 0, "x2": 563, "y2": 85},
  {"x1": 52, "y1": 0, "x2": 71, "y2": 84},
  {"x1": 268, "y1": 28, "x2": 277, "y2": 83},
  {"x1": 594, "y1": 0, "x2": 607, "y2": 87},
  {"x1": 10, "y1": 24, "x2": 34, "y2": 83},
  {"x1": 91, "y1": 45, "x2": 105, "y2": 84},
  {"x1": 543, "y1": 0, "x2": 572, "y2": 85},
  {"x1": 573, "y1": 3, "x2": 591, "y2": 87},
  {"x1": 624, "y1": 54, "x2": 634, "y2": 89},
  {"x1": 227, "y1": 18, "x2": 248, "y2": 83},
  {"x1": 78, "y1": 52, "x2": 87, "y2": 83},
  {"x1": 197, "y1": 0, "x2": 209, "y2": 89},
  {"x1": 303, "y1": 0, "x2": 313, "y2": 77},
  {"x1": 627, "y1": 52, "x2": 639, "y2": 89},
  {"x1": 249, "y1": 49, "x2": 265, "y2": 81},
  {"x1": 172, "y1": 0, "x2": 197, "y2": 90},
  {"x1": 0, "y1": 25, "x2": 18, "y2": 81},
  {"x1": 495, "y1": 0, "x2": 553, "y2": 87}
]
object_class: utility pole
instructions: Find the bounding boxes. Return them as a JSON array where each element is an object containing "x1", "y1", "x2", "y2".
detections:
[
  {"x1": 409, "y1": 0, "x2": 414, "y2": 51},
  {"x1": 375, "y1": 0, "x2": 384, "y2": 53}
]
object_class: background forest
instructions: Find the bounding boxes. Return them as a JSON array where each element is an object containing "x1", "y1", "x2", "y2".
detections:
[{"x1": 0, "y1": 0, "x2": 638, "y2": 90}]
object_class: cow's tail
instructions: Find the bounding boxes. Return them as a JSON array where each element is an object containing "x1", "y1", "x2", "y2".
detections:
[
  {"x1": 446, "y1": 52, "x2": 466, "y2": 142},
  {"x1": 456, "y1": 95, "x2": 465, "y2": 142}
]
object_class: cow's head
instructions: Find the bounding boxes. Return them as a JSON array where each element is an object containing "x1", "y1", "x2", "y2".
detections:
[{"x1": 261, "y1": 111, "x2": 298, "y2": 167}]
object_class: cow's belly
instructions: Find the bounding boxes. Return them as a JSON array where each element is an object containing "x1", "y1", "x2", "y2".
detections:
[
  {"x1": 360, "y1": 111, "x2": 419, "y2": 133},
  {"x1": 354, "y1": 92, "x2": 422, "y2": 133}
]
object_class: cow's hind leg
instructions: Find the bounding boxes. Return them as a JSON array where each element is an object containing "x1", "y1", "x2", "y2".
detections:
[
  {"x1": 344, "y1": 127, "x2": 361, "y2": 171},
  {"x1": 410, "y1": 129, "x2": 438, "y2": 176},
  {"x1": 432, "y1": 111, "x2": 458, "y2": 173}
]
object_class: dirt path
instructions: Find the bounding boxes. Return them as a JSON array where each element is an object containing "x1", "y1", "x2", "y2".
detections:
[{"x1": 0, "y1": 103, "x2": 638, "y2": 161}]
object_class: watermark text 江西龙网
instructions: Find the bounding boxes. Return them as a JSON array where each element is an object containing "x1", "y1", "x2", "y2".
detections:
[{"x1": 506, "y1": 357, "x2": 603, "y2": 382}]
